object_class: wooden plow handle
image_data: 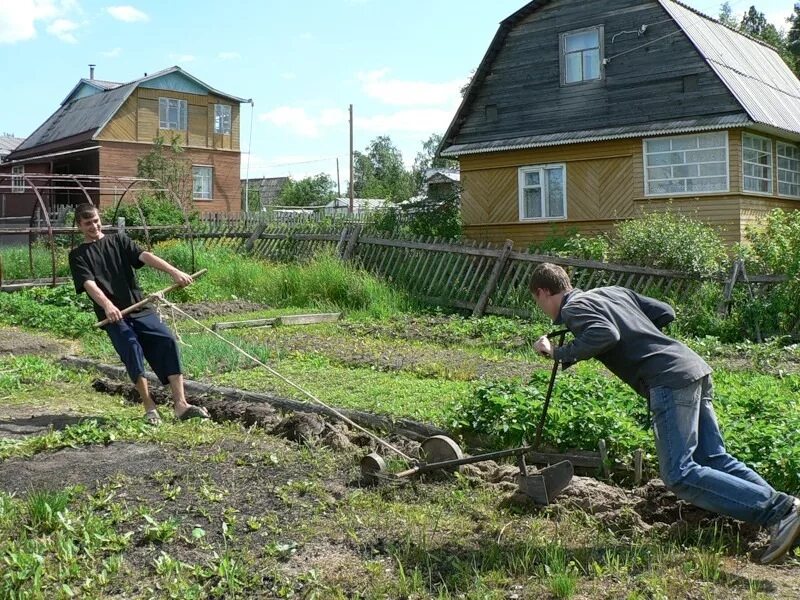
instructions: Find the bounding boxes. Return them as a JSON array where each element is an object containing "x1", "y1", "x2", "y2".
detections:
[{"x1": 94, "y1": 269, "x2": 207, "y2": 327}]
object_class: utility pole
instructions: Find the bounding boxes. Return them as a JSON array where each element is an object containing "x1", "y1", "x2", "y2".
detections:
[
  {"x1": 336, "y1": 157, "x2": 341, "y2": 197},
  {"x1": 349, "y1": 104, "x2": 354, "y2": 214}
]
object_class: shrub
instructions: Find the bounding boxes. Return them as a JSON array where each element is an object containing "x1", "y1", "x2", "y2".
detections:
[
  {"x1": 608, "y1": 211, "x2": 727, "y2": 276},
  {"x1": 742, "y1": 209, "x2": 800, "y2": 336},
  {"x1": 529, "y1": 228, "x2": 608, "y2": 261}
]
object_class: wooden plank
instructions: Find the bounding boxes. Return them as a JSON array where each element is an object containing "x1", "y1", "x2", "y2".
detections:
[
  {"x1": 212, "y1": 318, "x2": 277, "y2": 331},
  {"x1": 278, "y1": 312, "x2": 341, "y2": 326},
  {"x1": 358, "y1": 235, "x2": 501, "y2": 258}
]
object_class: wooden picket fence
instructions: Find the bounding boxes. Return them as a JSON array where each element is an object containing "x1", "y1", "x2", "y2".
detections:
[{"x1": 187, "y1": 223, "x2": 786, "y2": 321}]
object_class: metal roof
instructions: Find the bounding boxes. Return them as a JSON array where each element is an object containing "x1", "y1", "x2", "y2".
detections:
[
  {"x1": 659, "y1": 0, "x2": 800, "y2": 135},
  {"x1": 0, "y1": 135, "x2": 24, "y2": 156},
  {"x1": 9, "y1": 66, "x2": 248, "y2": 160},
  {"x1": 441, "y1": 115, "x2": 751, "y2": 157},
  {"x1": 440, "y1": 0, "x2": 800, "y2": 157}
]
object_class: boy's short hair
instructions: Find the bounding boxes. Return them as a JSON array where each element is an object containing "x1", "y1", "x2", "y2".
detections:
[
  {"x1": 529, "y1": 263, "x2": 572, "y2": 295},
  {"x1": 75, "y1": 203, "x2": 99, "y2": 223}
]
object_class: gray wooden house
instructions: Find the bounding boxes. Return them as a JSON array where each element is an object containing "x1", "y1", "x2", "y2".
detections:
[{"x1": 440, "y1": 0, "x2": 800, "y2": 246}]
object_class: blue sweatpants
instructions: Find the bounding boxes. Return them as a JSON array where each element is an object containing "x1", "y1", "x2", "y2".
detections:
[{"x1": 103, "y1": 312, "x2": 182, "y2": 385}]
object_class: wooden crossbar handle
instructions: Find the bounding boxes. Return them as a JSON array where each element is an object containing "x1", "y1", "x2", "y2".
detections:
[{"x1": 93, "y1": 269, "x2": 207, "y2": 327}]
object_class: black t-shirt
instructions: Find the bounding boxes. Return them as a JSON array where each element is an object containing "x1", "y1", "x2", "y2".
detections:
[{"x1": 69, "y1": 233, "x2": 153, "y2": 320}]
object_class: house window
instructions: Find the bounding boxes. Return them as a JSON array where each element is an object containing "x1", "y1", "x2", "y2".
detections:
[
  {"x1": 518, "y1": 164, "x2": 566, "y2": 220},
  {"x1": 561, "y1": 26, "x2": 603, "y2": 85},
  {"x1": 159, "y1": 97, "x2": 187, "y2": 130},
  {"x1": 214, "y1": 104, "x2": 232, "y2": 134},
  {"x1": 192, "y1": 166, "x2": 213, "y2": 200},
  {"x1": 777, "y1": 142, "x2": 800, "y2": 198},
  {"x1": 11, "y1": 165, "x2": 24, "y2": 193},
  {"x1": 743, "y1": 133, "x2": 773, "y2": 194},
  {"x1": 644, "y1": 132, "x2": 728, "y2": 196}
]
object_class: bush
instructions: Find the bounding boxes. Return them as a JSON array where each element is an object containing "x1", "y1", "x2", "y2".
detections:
[
  {"x1": 373, "y1": 191, "x2": 462, "y2": 240},
  {"x1": 608, "y1": 211, "x2": 727, "y2": 276},
  {"x1": 742, "y1": 209, "x2": 800, "y2": 336},
  {"x1": 529, "y1": 227, "x2": 608, "y2": 261},
  {"x1": 102, "y1": 194, "x2": 196, "y2": 244}
]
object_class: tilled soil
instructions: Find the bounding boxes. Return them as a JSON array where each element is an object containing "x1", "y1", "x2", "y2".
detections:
[
  {"x1": 86, "y1": 376, "x2": 771, "y2": 555},
  {"x1": 171, "y1": 300, "x2": 268, "y2": 320},
  {"x1": 0, "y1": 327, "x2": 68, "y2": 356}
]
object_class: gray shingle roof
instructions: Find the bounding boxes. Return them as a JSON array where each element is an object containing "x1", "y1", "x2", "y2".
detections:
[{"x1": 13, "y1": 82, "x2": 137, "y2": 154}]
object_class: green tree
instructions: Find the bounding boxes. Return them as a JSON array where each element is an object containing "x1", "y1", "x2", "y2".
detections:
[
  {"x1": 719, "y1": 2, "x2": 738, "y2": 28},
  {"x1": 787, "y1": 2, "x2": 800, "y2": 72},
  {"x1": 411, "y1": 133, "x2": 459, "y2": 194},
  {"x1": 276, "y1": 173, "x2": 337, "y2": 207},
  {"x1": 136, "y1": 133, "x2": 192, "y2": 208},
  {"x1": 738, "y1": 5, "x2": 796, "y2": 71},
  {"x1": 353, "y1": 136, "x2": 414, "y2": 202}
]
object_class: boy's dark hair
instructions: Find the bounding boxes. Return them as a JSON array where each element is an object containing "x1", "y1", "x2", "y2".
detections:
[
  {"x1": 529, "y1": 263, "x2": 572, "y2": 295},
  {"x1": 75, "y1": 203, "x2": 99, "y2": 222}
]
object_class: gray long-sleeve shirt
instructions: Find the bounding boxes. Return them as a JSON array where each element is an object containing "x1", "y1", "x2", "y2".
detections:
[{"x1": 552, "y1": 287, "x2": 711, "y2": 398}]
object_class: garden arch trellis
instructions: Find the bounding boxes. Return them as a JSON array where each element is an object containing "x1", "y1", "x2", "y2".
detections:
[{"x1": 0, "y1": 173, "x2": 197, "y2": 289}]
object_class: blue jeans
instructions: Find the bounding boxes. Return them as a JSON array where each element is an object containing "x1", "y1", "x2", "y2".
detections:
[{"x1": 649, "y1": 376, "x2": 794, "y2": 527}]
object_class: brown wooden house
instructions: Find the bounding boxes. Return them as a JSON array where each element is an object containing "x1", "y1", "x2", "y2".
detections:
[
  {"x1": 440, "y1": 0, "x2": 800, "y2": 246},
  {"x1": 0, "y1": 66, "x2": 248, "y2": 218}
]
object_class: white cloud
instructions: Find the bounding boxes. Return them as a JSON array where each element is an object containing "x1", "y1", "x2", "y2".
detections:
[
  {"x1": 357, "y1": 69, "x2": 466, "y2": 107},
  {"x1": 46, "y1": 17, "x2": 78, "y2": 42},
  {"x1": 217, "y1": 51, "x2": 240, "y2": 60},
  {"x1": 106, "y1": 5, "x2": 148, "y2": 22},
  {"x1": 281, "y1": 72, "x2": 296, "y2": 80},
  {"x1": 319, "y1": 108, "x2": 348, "y2": 127},
  {"x1": 259, "y1": 107, "x2": 319, "y2": 137},
  {"x1": 357, "y1": 108, "x2": 457, "y2": 135},
  {"x1": 169, "y1": 53, "x2": 195, "y2": 63},
  {"x1": 0, "y1": 0, "x2": 79, "y2": 44},
  {"x1": 102, "y1": 46, "x2": 121, "y2": 57}
]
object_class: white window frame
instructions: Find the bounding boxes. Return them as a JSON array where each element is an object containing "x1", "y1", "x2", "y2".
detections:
[
  {"x1": 214, "y1": 104, "x2": 232, "y2": 135},
  {"x1": 777, "y1": 141, "x2": 800, "y2": 199},
  {"x1": 560, "y1": 25, "x2": 604, "y2": 86},
  {"x1": 518, "y1": 163, "x2": 567, "y2": 222},
  {"x1": 159, "y1": 97, "x2": 188, "y2": 130},
  {"x1": 192, "y1": 165, "x2": 213, "y2": 201},
  {"x1": 643, "y1": 132, "x2": 729, "y2": 197},
  {"x1": 11, "y1": 165, "x2": 24, "y2": 193},
  {"x1": 742, "y1": 133, "x2": 773, "y2": 195}
]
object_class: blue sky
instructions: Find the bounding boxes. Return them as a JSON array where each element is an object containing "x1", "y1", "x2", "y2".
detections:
[{"x1": 0, "y1": 0, "x2": 796, "y2": 188}]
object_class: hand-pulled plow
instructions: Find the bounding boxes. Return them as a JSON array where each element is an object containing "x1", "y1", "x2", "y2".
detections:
[{"x1": 361, "y1": 330, "x2": 575, "y2": 505}]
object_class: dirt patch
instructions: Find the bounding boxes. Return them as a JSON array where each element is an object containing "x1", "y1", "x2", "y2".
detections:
[
  {"x1": 0, "y1": 442, "x2": 170, "y2": 495},
  {"x1": 0, "y1": 405, "x2": 91, "y2": 440},
  {"x1": 172, "y1": 300, "x2": 268, "y2": 320},
  {"x1": 0, "y1": 327, "x2": 67, "y2": 356}
]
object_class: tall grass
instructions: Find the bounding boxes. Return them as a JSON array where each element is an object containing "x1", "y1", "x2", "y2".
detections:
[
  {"x1": 140, "y1": 241, "x2": 411, "y2": 319},
  {"x1": 0, "y1": 242, "x2": 71, "y2": 280}
]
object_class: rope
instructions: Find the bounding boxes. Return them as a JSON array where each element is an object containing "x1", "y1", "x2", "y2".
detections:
[{"x1": 155, "y1": 296, "x2": 416, "y2": 462}]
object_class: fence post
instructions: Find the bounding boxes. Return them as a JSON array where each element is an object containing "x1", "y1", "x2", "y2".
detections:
[
  {"x1": 243, "y1": 221, "x2": 267, "y2": 253},
  {"x1": 342, "y1": 225, "x2": 362, "y2": 261},
  {"x1": 336, "y1": 226, "x2": 350, "y2": 258},
  {"x1": 717, "y1": 259, "x2": 741, "y2": 315},
  {"x1": 117, "y1": 216, "x2": 125, "y2": 236},
  {"x1": 473, "y1": 239, "x2": 513, "y2": 317}
]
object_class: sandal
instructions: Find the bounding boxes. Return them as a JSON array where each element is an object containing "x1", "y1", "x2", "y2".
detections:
[
  {"x1": 177, "y1": 405, "x2": 210, "y2": 421},
  {"x1": 144, "y1": 409, "x2": 162, "y2": 425}
]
